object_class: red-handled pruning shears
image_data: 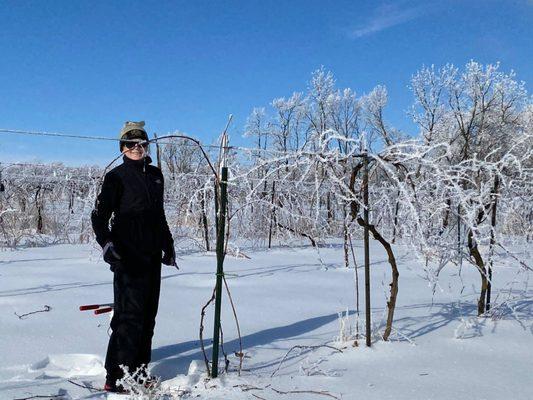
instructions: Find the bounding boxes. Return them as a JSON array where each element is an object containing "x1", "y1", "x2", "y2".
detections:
[{"x1": 79, "y1": 303, "x2": 114, "y2": 315}]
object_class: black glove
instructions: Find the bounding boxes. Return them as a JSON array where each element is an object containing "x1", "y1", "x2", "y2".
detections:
[
  {"x1": 162, "y1": 245, "x2": 177, "y2": 268},
  {"x1": 103, "y1": 241, "x2": 122, "y2": 272}
]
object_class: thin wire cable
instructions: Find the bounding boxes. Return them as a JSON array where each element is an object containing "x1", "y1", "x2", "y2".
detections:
[
  {"x1": 0, "y1": 127, "x2": 363, "y2": 157},
  {"x1": 0, "y1": 128, "x2": 119, "y2": 142},
  {"x1": 0, "y1": 128, "x2": 225, "y2": 151}
]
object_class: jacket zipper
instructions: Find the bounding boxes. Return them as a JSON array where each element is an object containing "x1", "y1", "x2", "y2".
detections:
[{"x1": 142, "y1": 158, "x2": 153, "y2": 206}]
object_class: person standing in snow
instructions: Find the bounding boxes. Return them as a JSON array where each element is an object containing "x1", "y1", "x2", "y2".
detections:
[{"x1": 91, "y1": 121, "x2": 176, "y2": 392}]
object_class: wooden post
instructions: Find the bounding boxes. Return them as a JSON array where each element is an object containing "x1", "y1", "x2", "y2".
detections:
[
  {"x1": 363, "y1": 152, "x2": 371, "y2": 347},
  {"x1": 212, "y1": 135, "x2": 229, "y2": 378},
  {"x1": 154, "y1": 133, "x2": 162, "y2": 169}
]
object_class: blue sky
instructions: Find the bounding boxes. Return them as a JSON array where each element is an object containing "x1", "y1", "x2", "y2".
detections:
[{"x1": 0, "y1": 0, "x2": 531, "y2": 165}]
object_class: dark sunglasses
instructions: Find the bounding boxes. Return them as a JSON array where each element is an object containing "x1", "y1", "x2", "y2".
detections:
[{"x1": 123, "y1": 140, "x2": 149, "y2": 149}]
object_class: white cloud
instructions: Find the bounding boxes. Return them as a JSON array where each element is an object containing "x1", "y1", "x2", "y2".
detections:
[{"x1": 350, "y1": 3, "x2": 431, "y2": 39}]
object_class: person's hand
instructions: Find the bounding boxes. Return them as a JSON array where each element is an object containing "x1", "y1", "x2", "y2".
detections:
[
  {"x1": 103, "y1": 241, "x2": 121, "y2": 264},
  {"x1": 162, "y1": 245, "x2": 178, "y2": 269}
]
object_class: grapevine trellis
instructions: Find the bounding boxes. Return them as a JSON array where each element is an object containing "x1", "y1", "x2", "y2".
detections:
[
  {"x1": 1, "y1": 61, "x2": 532, "y2": 380},
  {"x1": 0, "y1": 127, "x2": 384, "y2": 363}
]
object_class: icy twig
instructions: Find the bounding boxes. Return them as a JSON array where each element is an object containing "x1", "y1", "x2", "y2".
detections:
[
  {"x1": 234, "y1": 383, "x2": 268, "y2": 392},
  {"x1": 270, "y1": 386, "x2": 341, "y2": 400},
  {"x1": 222, "y1": 274, "x2": 244, "y2": 374},
  {"x1": 200, "y1": 287, "x2": 216, "y2": 376},
  {"x1": 117, "y1": 365, "x2": 165, "y2": 397},
  {"x1": 237, "y1": 383, "x2": 340, "y2": 400},
  {"x1": 219, "y1": 323, "x2": 230, "y2": 373},
  {"x1": 388, "y1": 326, "x2": 416, "y2": 345},
  {"x1": 271, "y1": 344, "x2": 342, "y2": 377},
  {"x1": 14, "y1": 305, "x2": 51, "y2": 319},
  {"x1": 497, "y1": 243, "x2": 532, "y2": 272},
  {"x1": 68, "y1": 379, "x2": 103, "y2": 393}
]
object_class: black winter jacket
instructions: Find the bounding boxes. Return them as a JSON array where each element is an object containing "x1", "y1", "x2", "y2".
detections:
[{"x1": 91, "y1": 156, "x2": 174, "y2": 269}]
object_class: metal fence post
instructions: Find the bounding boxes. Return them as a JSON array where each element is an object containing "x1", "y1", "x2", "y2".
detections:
[
  {"x1": 212, "y1": 134, "x2": 229, "y2": 378},
  {"x1": 363, "y1": 151, "x2": 371, "y2": 347}
]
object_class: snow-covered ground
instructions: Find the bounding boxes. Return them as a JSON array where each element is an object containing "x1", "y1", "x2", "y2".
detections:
[{"x1": 0, "y1": 241, "x2": 531, "y2": 399}]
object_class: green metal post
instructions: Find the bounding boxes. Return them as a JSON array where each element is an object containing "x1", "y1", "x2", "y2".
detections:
[
  {"x1": 363, "y1": 152, "x2": 371, "y2": 347},
  {"x1": 211, "y1": 165, "x2": 228, "y2": 378}
]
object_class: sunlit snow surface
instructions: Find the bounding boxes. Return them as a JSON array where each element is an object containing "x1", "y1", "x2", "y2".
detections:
[{"x1": 0, "y1": 242, "x2": 531, "y2": 399}]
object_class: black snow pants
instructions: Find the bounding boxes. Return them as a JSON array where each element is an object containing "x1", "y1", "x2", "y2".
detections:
[{"x1": 105, "y1": 258, "x2": 162, "y2": 383}]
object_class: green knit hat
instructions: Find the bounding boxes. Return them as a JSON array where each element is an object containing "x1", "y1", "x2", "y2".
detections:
[{"x1": 119, "y1": 121, "x2": 148, "y2": 151}]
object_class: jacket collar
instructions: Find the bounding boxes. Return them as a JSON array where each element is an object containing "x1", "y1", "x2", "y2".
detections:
[{"x1": 122, "y1": 155, "x2": 153, "y2": 169}]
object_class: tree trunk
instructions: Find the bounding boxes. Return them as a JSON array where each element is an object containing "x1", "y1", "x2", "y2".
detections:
[
  {"x1": 468, "y1": 228, "x2": 488, "y2": 316},
  {"x1": 486, "y1": 175, "x2": 499, "y2": 311},
  {"x1": 343, "y1": 206, "x2": 349, "y2": 268},
  {"x1": 35, "y1": 187, "x2": 43, "y2": 234},
  {"x1": 326, "y1": 192, "x2": 333, "y2": 232},
  {"x1": 268, "y1": 181, "x2": 276, "y2": 249},
  {"x1": 442, "y1": 198, "x2": 451, "y2": 231},
  {"x1": 391, "y1": 189, "x2": 400, "y2": 244}
]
